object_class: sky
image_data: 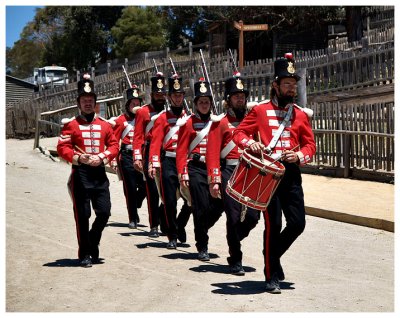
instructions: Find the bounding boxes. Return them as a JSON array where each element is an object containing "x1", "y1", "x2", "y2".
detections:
[{"x1": 6, "y1": 6, "x2": 42, "y2": 48}]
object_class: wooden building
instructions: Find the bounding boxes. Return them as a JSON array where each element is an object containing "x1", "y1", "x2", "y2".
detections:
[{"x1": 6, "y1": 75, "x2": 37, "y2": 105}]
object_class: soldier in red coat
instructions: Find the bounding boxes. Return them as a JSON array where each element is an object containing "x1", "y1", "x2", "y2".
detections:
[
  {"x1": 57, "y1": 74, "x2": 119, "y2": 267},
  {"x1": 206, "y1": 73, "x2": 260, "y2": 275},
  {"x1": 148, "y1": 74, "x2": 192, "y2": 249},
  {"x1": 133, "y1": 72, "x2": 167, "y2": 238},
  {"x1": 232, "y1": 54, "x2": 316, "y2": 293},
  {"x1": 176, "y1": 78, "x2": 224, "y2": 261},
  {"x1": 109, "y1": 84, "x2": 146, "y2": 229}
]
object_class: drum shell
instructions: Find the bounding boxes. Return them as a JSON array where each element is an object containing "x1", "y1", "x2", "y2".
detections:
[{"x1": 226, "y1": 149, "x2": 285, "y2": 210}]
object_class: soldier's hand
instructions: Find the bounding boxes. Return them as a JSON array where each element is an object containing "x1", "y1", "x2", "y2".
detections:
[
  {"x1": 281, "y1": 150, "x2": 299, "y2": 163},
  {"x1": 248, "y1": 141, "x2": 264, "y2": 154},
  {"x1": 148, "y1": 167, "x2": 156, "y2": 179},
  {"x1": 209, "y1": 183, "x2": 220, "y2": 199},
  {"x1": 180, "y1": 180, "x2": 189, "y2": 188},
  {"x1": 134, "y1": 160, "x2": 143, "y2": 172},
  {"x1": 89, "y1": 155, "x2": 102, "y2": 166},
  {"x1": 78, "y1": 154, "x2": 91, "y2": 165}
]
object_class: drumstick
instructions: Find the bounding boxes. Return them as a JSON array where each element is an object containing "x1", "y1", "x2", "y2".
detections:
[
  {"x1": 74, "y1": 145, "x2": 87, "y2": 155},
  {"x1": 271, "y1": 144, "x2": 301, "y2": 165},
  {"x1": 257, "y1": 132, "x2": 265, "y2": 163}
]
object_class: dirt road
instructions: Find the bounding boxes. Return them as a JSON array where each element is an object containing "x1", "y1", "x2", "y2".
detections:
[{"x1": 5, "y1": 138, "x2": 394, "y2": 312}]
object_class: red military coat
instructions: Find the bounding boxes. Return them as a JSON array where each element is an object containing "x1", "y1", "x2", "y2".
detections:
[
  {"x1": 57, "y1": 114, "x2": 119, "y2": 165},
  {"x1": 148, "y1": 109, "x2": 188, "y2": 168},
  {"x1": 111, "y1": 113, "x2": 136, "y2": 145},
  {"x1": 206, "y1": 112, "x2": 243, "y2": 184},
  {"x1": 132, "y1": 104, "x2": 162, "y2": 160},
  {"x1": 176, "y1": 114, "x2": 211, "y2": 181},
  {"x1": 232, "y1": 100, "x2": 316, "y2": 164}
]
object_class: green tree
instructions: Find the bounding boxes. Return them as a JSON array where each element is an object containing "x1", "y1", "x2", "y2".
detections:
[
  {"x1": 32, "y1": 6, "x2": 123, "y2": 71},
  {"x1": 111, "y1": 6, "x2": 167, "y2": 58},
  {"x1": 161, "y1": 7, "x2": 211, "y2": 48},
  {"x1": 6, "y1": 20, "x2": 44, "y2": 78}
]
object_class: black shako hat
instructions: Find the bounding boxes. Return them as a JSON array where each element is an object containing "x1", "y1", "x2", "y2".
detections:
[
  {"x1": 77, "y1": 74, "x2": 96, "y2": 99},
  {"x1": 151, "y1": 72, "x2": 166, "y2": 93},
  {"x1": 273, "y1": 53, "x2": 301, "y2": 82},
  {"x1": 168, "y1": 73, "x2": 185, "y2": 94},
  {"x1": 193, "y1": 77, "x2": 212, "y2": 102},
  {"x1": 125, "y1": 84, "x2": 143, "y2": 107},
  {"x1": 224, "y1": 71, "x2": 249, "y2": 100}
]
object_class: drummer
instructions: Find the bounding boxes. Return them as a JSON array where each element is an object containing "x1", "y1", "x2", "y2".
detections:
[
  {"x1": 232, "y1": 53, "x2": 316, "y2": 293},
  {"x1": 176, "y1": 77, "x2": 224, "y2": 262},
  {"x1": 206, "y1": 72, "x2": 260, "y2": 275}
]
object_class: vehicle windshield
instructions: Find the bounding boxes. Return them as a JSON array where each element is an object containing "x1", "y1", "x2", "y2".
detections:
[{"x1": 46, "y1": 70, "x2": 67, "y2": 77}]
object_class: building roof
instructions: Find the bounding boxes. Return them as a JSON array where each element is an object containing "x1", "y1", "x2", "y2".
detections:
[{"x1": 6, "y1": 75, "x2": 37, "y2": 89}]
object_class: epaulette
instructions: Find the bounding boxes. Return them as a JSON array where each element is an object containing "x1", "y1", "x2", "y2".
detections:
[
  {"x1": 61, "y1": 116, "x2": 75, "y2": 124},
  {"x1": 150, "y1": 110, "x2": 166, "y2": 122},
  {"x1": 247, "y1": 101, "x2": 260, "y2": 110},
  {"x1": 97, "y1": 116, "x2": 109, "y2": 122},
  {"x1": 132, "y1": 106, "x2": 141, "y2": 114},
  {"x1": 210, "y1": 113, "x2": 226, "y2": 122},
  {"x1": 176, "y1": 114, "x2": 190, "y2": 127},
  {"x1": 294, "y1": 104, "x2": 313, "y2": 118},
  {"x1": 107, "y1": 116, "x2": 118, "y2": 127}
]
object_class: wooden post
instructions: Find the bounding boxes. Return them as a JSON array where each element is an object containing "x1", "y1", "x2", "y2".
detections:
[
  {"x1": 33, "y1": 109, "x2": 41, "y2": 149},
  {"x1": 234, "y1": 20, "x2": 268, "y2": 70},
  {"x1": 297, "y1": 68, "x2": 307, "y2": 107},
  {"x1": 189, "y1": 42, "x2": 193, "y2": 59},
  {"x1": 239, "y1": 20, "x2": 244, "y2": 70},
  {"x1": 343, "y1": 132, "x2": 351, "y2": 178}
]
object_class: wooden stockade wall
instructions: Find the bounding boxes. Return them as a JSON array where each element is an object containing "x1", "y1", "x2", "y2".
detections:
[
  {"x1": 5, "y1": 30, "x2": 394, "y2": 181},
  {"x1": 306, "y1": 101, "x2": 394, "y2": 182}
]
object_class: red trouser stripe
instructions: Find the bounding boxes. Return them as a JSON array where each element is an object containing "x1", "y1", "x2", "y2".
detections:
[
  {"x1": 68, "y1": 170, "x2": 81, "y2": 259},
  {"x1": 263, "y1": 209, "x2": 271, "y2": 280}
]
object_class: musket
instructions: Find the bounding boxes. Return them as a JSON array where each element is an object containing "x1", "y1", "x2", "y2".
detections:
[
  {"x1": 152, "y1": 59, "x2": 170, "y2": 111},
  {"x1": 169, "y1": 57, "x2": 191, "y2": 115},
  {"x1": 122, "y1": 65, "x2": 132, "y2": 88},
  {"x1": 199, "y1": 49, "x2": 218, "y2": 115},
  {"x1": 228, "y1": 49, "x2": 239, "y2": 73}
]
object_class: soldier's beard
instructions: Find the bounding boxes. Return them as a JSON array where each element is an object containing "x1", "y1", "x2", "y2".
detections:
[
  {"x1": 277, "y1": 95, "x2": 294, "y2": 108},
  {"x1": 151, "y1": 98, "x2": 165, "y2": 112},
  {"x1": 232, "y1": 107, "x2": 246, "y2": 120},
  {"x1": 171, "y1": 106, "x2": 183, "y2": 116},
  {"x1": 83, "y1": 112, "x2": 95, "y2": 122}
]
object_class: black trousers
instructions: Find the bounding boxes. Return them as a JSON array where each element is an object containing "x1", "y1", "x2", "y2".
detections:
[
  {"x1": 161, "y1": 156, "x2": 191, "y2": 240},
  {"x1": 143, "y1": 144, "x2": 165, "y2": 229},
  {"x1": 263, "y1": 162, "x2": 306, "y2": 280},
  {"x1": 68, "y1": 165, "x2": 111, "y2": 260},
  {"x1": 188, "y1": 160, "x2": 224, "y2": 251},
  {"x1": 118, "y1": 149, "x2": 146, "y2": 223},
  {"x1": 221, "y1": 164, "x2": 260, "y2": 266}
]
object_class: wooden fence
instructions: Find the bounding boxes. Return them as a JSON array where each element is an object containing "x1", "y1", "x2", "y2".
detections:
[
  {"x1": 5, "y1": 31, "x2": 395, "y2": 181},
  {"x1": 306, "y1": 101, "x2": 394, "y2": 182}
]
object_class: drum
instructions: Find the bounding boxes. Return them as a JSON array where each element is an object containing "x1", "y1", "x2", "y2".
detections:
[{"x1": 226, "y1": 149, "x2": 285, "y2": 210}]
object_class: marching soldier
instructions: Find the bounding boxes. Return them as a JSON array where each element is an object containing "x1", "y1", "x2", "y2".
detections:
[
  {"x1": 206, "y1": 72, "x2": 260, "y2": 275},
  {"x1": 176, "y1": 78, "x2": 224, "y2": 261},
  {"x1": 109, "y1": 84, "x2": 147, "y2": 229},
  {"x1": 148, "y1": 73, "x2": 192, "y2": 249},
  {"x1": 57, "y1": 74, "x2": 119, "y2": 267},
  {"x1": 232, "y1": 54, "x2": 316, "y2": 293},
  {"x1": 133, "y1": 72, "x2": 167, "y2": 237}
]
